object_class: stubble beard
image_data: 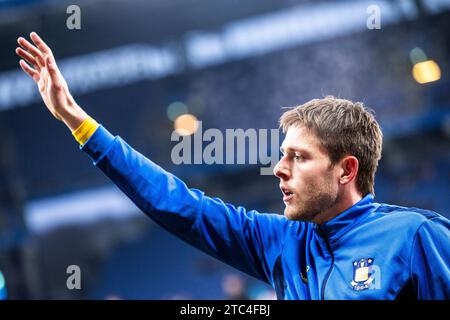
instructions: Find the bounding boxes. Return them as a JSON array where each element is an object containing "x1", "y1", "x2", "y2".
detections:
[{"x1": 284, "y1": 173, "x2": 339, "y2": 222}]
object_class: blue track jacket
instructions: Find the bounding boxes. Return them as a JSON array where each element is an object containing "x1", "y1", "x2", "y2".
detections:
[{"x1": 80, "y1": 125, "x2": 450, "y2": 300}]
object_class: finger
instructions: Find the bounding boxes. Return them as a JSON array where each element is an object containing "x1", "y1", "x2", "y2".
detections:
[
  {"x1": 16, "y1": 47, "x2": 41, "y2": 72},
  {"x1": 19, "y1": 60, "x2": 40, "y2": 82},
  {"x1": 30, "y1": 32, "x2": 53, "y2": 57},
  {"x1": 45, "y1": 54, "x2": 62, "y2": 90},
  {"x1": 39, "y1": 67, "x2": 48, "y2": 92},
  {"x1": 17, "y1": 37, "x2": 45, "y2": 68}
]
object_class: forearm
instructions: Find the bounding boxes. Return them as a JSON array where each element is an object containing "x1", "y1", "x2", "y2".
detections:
[{"x1": 81, "y1": 126, "x2": 214, "y2": 232}]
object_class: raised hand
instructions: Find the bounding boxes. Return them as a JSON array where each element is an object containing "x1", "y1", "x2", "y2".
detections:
[{"x1": 16, "y1": 32, "x2": 88, "y2": 131}]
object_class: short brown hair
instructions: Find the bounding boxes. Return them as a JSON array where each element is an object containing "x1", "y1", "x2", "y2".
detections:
[{"x1": 279, "y1": 96, "x2": 383, "y2": 196}]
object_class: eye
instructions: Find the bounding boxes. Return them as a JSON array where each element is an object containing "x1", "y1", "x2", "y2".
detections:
[{"x1": 293, "y1": 154, "x2": 303, "y2": 161}]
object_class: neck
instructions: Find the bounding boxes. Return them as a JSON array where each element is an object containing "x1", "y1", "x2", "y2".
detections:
[{"x1": 313, "y1": 191, "x2": 363, "y2": 225}]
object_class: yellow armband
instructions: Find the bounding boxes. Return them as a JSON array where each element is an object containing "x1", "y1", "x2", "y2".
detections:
[{"x1": 72, "y1": 117, "x2": 99, "y2": 145}]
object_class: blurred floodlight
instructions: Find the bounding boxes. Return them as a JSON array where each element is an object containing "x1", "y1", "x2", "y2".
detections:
[
  {"x1": 174, "y1": 114, "x2": 199, "y2": 136},
  {"x1": 409, "y1": 47, "x2": 428, "y2": 64},
  {"x1": 412, "y1": 60, "x2": 441, "y2": 84},
  {"x1": 185, "y1": 32, "x2": 226, "y2": 68},
  {"x1": 167, "y1": 101, "x2": 188, "y2": 121},
  {"x1": 186, "y1": 1, "x2": 402, "y2": 68},
  {"x1": 24, "y1": 186, "x2": 141, "y2": 233}
]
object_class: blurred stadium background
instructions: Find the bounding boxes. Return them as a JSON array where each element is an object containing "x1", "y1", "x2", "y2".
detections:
[{"x1": 0, "y1": 0, "x2": 449, "y2": 299}]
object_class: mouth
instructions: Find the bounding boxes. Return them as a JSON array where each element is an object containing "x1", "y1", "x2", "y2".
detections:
[{"x1": 280, "y1": 185, "x2": 294, "y2": 202}]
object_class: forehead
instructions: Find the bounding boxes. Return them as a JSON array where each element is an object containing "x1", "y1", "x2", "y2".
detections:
[{"x1": 281, "y1": 125, "x2": 324, "y2": 153}]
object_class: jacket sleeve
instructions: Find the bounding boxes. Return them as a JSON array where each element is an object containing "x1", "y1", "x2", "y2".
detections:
[
  {"x1": 80, "y1": 125, "x2": 290, "y2": 284},
  {"x1": 410, "y1": 216, "x2": 450, "y2": 299}
]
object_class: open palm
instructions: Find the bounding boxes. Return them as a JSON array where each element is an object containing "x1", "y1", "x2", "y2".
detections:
[{"x1": 16, "y1": 32, "x2": 86, "y2": 129}]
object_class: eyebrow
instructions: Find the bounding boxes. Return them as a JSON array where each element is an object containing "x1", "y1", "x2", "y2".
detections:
[{"x1": 280, "y1": 146, "x2": 309, "y2": 154}]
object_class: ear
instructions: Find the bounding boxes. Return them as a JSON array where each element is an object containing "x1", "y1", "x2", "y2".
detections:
[{"x1": 339, "y1": 156, "x2": 359, "y2": 185}]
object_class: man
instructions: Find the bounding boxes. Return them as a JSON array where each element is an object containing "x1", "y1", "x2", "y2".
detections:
[{"x1": 16, "y1": 32, "x2": 449, "y2": 299}]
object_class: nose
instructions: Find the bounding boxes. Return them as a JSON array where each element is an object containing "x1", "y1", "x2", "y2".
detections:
[{"x1": 273, "y1": 158, "x2": 290, "y2": 180}]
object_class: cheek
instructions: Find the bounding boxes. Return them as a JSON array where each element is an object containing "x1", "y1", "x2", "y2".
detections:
[
  {"x1": 291, "y1": 166, "x2": 318, "y2": 188},
  {"x1": 292, "y1": 162, "x2": 333, "y2": 189}
]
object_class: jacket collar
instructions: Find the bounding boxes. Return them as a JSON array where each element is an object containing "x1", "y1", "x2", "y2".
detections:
[{"x1": 313, "y1": 193, "x2": 378, "y2": 243}]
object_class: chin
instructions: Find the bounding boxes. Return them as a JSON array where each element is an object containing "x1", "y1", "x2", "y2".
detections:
[
  {"x1": 284, "y1": 206, "x2": 302, "y2": 220},
  {"x1": 284, "y1": 205, "x2": 314, "y2": 222}
]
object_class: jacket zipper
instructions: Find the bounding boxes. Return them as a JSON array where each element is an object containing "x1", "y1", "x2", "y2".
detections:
[{"x1": 319, "y1": 226, "x2": 335, "y2": 300}]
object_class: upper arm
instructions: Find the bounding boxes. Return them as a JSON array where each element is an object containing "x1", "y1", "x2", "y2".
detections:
[{"x1": 196, "y1": 196, "x2": 289, "y2": 282}]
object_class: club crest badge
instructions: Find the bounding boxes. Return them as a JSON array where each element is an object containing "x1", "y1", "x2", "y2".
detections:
[{"x1": 351, "y1": 258, "x2": 375, "y2": 291}]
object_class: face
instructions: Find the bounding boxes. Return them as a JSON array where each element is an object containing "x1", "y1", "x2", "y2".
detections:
[{"x1": 274, "y1": 125, "x2": 341, "y2": 222}]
